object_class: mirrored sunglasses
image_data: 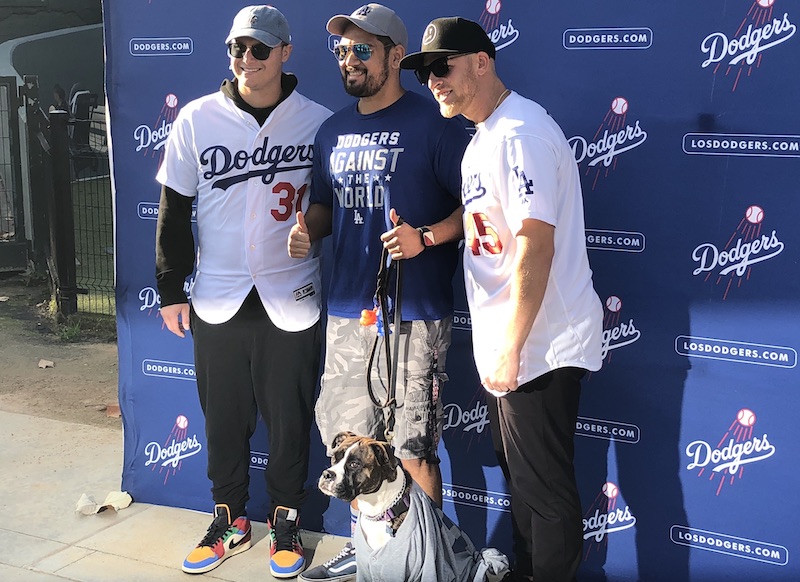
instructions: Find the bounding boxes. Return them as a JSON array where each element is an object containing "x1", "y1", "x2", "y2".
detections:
[
  {"x1": 228, "y1": 42, "x2": 274, "y2": 60},
  {"x1": 333, "y1": 42, "x2": 385, "y2": 62},
  {"x1": 414, "y1": 53, "x2": 473, "y2": 85}
]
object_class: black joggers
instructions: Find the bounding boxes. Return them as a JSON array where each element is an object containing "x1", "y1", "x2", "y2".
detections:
[
  {"x1": 190, "y1": 288, "x2": 320, "y2": 516},
  {"x1": 489, "y1": 366, "x2": 586, "y2": 582}
]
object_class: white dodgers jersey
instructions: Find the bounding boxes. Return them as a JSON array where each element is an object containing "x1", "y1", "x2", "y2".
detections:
[
  {"x1": 157, "y1": 90, "x2": 332, "y2": 330},
  {"x1": 461, "y1": 92, "x2": 603, "y2": 387}
]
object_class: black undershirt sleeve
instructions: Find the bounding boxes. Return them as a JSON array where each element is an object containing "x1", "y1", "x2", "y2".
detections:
[{"x1": 155, "y1": 184, "x2": 195, "y2": 307}]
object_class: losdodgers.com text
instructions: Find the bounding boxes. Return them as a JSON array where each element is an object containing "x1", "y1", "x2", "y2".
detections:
[
  {"x1": 679, "y1": 341, "x2": 790, "y2": 363},
  {"x1": 687, "y1": 138, "x2": 799, "y2": 152},
  {"x1": 442, "y1": 488, "x2": 511, "y2": 509},
  {"x1": 671, "y1": 526, "x2": 788, "y2": 564}
]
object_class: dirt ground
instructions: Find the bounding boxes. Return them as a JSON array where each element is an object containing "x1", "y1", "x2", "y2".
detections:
[{"x1": 0, "y1": 273, "x2": 120, "y2": 430}]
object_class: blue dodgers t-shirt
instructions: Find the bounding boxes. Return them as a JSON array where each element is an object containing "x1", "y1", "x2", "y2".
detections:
[{"x1": 311, "y1": 91, "x2": 470, "y2": 320}]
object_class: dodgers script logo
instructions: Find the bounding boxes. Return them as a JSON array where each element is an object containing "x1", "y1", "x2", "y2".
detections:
[
  {"x1": 143, "y1": 415, "x2": 203, "y2": 485},
  {"x1": 134, "y1": 93, "x2": 178, "y2": 162},
  {"x1": 568, "y1": 97, "x2": 647, "y2": 190},
  {"x1": 583, "y1": 482, "x2": 637, "y2": 555},
  {"x1": 478, "y1": 0, "x2": 520, "y2": 50},
  {"x1": 691, "y1": 205, "x2": 784, "y2": 300},
  {"x1": 443, "y1": 390, "x2": 491, "y2": 438},
  {"x1": 601, "y1": 295, "x2": 641, "y2": 363},
  {"x1": 700, "y1": 1, "x2": 796, "y2": 91},
  {"x1": 201, "y1": 137, "x2": 313, "y2": 192},
  {"x1": 685, "y1": 408, "x2": 776, "y2": 496}
]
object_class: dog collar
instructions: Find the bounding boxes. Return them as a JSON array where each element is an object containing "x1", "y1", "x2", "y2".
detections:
[
  {"x1": 383, "y1": 490, "x2": 411, "y2": 521},
  {"x1": 362, "y1": 472, "x2": 411, "y2": 522}
]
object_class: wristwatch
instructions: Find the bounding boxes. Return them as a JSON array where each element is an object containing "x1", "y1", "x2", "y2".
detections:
[{"x1": 417, "y1": 226, "x2": 435, "y2": 248}]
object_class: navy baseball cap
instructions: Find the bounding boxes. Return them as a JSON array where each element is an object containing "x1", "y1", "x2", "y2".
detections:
[
  {"x1": 400, "y1": 17, "x2": 495, "y2": 70},
  {"x1": 327, "y1": 3, "x2": 408, "y2": 48},
  {"x1": 226, "y1": 5, "x2": 291, "y2": 47}
]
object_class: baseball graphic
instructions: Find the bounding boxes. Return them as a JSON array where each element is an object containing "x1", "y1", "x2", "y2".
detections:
[
  {"x1": 602, "y1": 482, "x2": 619, "y2": 499},
  {"x1": 176, "y1": 415, "x2": 189, "y2": 429},
  {"x1": 165, "y1": 93, "x2": 178, "y2": 108},
  {"x1": 605, "y1": 295, "x2": 622, "y2": 313},
  {"x1": 611, "y1": 97, "x2": 628, "y2": 115},
  {"x1": 745, "y1": 205, "x2": 764, "y2": 224},
  {"x1": 757, "y1": 0, "x2": 774, "y2": 7},
  {"x1": 486, "y1": 0, "x2": 502, "y2": 15},
  {"x1": 736, "y1": 408, "x2": 756, "y2": 427}
]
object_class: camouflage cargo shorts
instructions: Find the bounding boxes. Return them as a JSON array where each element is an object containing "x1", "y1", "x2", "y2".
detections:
[{"x1": 315, "y1": 315, "x2": 452, "y2": 460}]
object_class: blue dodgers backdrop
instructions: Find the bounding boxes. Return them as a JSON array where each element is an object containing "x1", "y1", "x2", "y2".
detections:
[{"x1": 105, "y1": 1, "x2": 799, "y2": 581}]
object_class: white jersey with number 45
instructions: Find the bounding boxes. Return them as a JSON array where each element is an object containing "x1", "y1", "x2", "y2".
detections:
[{"x1": 460, "y1": 92, "x2": 602, "y2": 387}]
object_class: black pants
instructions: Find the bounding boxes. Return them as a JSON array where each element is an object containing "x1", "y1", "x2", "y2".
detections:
[
  {"x1": 488, "y1": 367, "x2": 585, "y2": 582},
  {"x1": 190, "y1": 287, "x2": 320, "y2": 516}
]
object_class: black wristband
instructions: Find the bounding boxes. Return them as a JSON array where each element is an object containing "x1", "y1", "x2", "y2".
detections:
[{"x1": 417, "y1": 227, "x2": 427, "y2": 250}]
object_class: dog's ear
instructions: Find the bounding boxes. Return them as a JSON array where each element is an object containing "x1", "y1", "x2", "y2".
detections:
[
  {"x1": 370, "y1": 441, "x2": 400, "y2": 480},
  {"x1": 331, "y1": 431, "x2": 356, "y2": 450}
]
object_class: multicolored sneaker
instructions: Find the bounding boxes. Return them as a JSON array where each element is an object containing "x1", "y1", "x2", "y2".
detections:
[
  {"x1": 181, "y1": 504, "x2": 251, "y2": 574},
  {"x1": 268, "y1": 506, "x2": 305, "y2": 578},
  {"x1": 298, "y1": 541, "x2": 356, "y2": 581}
]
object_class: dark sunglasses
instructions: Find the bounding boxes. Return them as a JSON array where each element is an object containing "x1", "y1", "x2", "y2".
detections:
[
  {"x1": 333, "y1": 42, "x2": 391, "y2": 62},
  {"x1": 228, "y1": 41, "x2": 275, "y2": 60},
  {"x1": 414, "y1": 53, "x2": 473, "y2": 85}
]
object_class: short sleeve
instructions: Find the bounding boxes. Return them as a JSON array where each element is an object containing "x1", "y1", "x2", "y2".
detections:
[{"x1": 499, "y1": 134, "x2": 558, "y2": 236}]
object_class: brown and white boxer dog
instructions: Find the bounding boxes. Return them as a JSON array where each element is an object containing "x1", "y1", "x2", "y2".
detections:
[
  {"x1": 318, "y1": 432, "x2": 509, "y2": 582},
  {"x1": 318, "y1": 431, "x2": 411, "y2": 549}
]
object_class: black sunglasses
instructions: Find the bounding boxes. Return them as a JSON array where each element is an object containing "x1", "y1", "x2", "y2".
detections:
[
  {"x1": 333, "y1": 42, "x2": 392, "y2": 62},
  {"x1": 414, "y1": 53, "x2": 473, "y2": 85},
  {"x1": 228, "y1": 41, "x2": 275, "y2": 60}
]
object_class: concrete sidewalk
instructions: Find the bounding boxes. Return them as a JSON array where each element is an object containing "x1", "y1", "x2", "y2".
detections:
[{"x1": 1, "y1": 410, "x2": 347, "y2": 581}]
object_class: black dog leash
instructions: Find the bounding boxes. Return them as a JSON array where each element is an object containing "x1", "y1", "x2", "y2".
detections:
[{"x1": 366, "y1": 218, "x2": 404, "y2": 444}]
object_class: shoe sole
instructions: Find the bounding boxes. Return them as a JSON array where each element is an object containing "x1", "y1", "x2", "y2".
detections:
[
  {"x1": 270, "y1": 562, "x2": 306, "y2": 579},
  {"x1": 181, "y1": 539, "x2": 252, "y2": 574}
]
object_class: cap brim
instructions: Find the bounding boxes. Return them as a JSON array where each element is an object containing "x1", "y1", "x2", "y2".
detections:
[
  {"x1": 225, "y1": 28, "x2": 283, "y2": 47},
  {"x1": 326, "y1": 15, "x2": 390, "y2": 39},
  {"x1": 399, "y1": 50, "x2": 460, "y2": 70}
]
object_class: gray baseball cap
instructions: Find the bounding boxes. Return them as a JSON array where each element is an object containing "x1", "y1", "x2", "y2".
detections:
[
  {"x1": 226, "y1": 5, "x2": 291, "y2": 47},
  {"x1": 327, "y1": 3, "x2": 408, "y2": 48}
]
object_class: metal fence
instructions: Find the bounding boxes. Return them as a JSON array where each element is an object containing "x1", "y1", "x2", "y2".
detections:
[{"x1": 71, "y1": 106, "x2": 114, "y2": 316}]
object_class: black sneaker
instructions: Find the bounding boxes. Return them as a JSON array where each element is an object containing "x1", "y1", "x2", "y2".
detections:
[
  {"x1": 268, "y1": 506, "x2": 306, "y2": 578},
  {"x1": 181, "y1": 504, "x2": 251, "y2": 574},
  {"x1": 299, "y1": 541, "x2": 356, "y2": 581}
]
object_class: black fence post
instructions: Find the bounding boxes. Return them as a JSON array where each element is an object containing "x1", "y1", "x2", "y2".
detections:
[
  {"x1": 48, "y1": 111, "x2": 78, "y2": 316},
  {"x1": 20, "y1": 75, "x2": 51, "y2": 273}
]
